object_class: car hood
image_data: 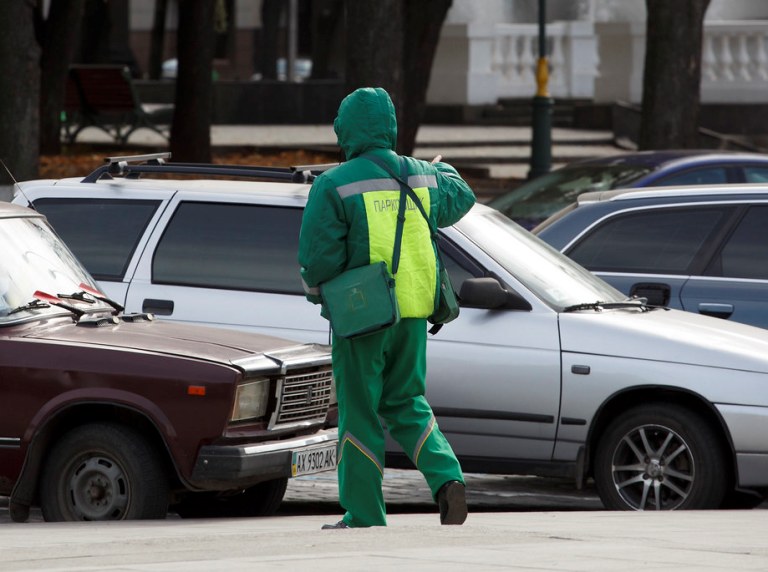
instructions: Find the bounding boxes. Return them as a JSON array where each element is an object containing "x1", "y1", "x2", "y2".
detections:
[
  {"x1": 16, "y1": 316, "x2": 330, "y2": 372},
  {"x1": 559, "y1": 307, "x2": 768, "y2": 374}
]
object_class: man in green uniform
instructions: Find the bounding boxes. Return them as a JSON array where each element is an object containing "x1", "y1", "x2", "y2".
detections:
[{"x1": 298, "y1": 87, "x2": 475, "y2": 528}]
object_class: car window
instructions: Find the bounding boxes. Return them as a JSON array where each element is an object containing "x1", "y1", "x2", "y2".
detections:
[
  {"x1": 33, "y1": 198, "x2": 160, "y2": 281},
  {"x1": 653, "y1": 167, "x2": 728, "y2": 186},
  {"x1": 744, "y1": 167, "x2": 768, "y2": 183},
  {"x1": 566, "y1": 207, "x2": 731, "y2": 274},
  {"x1": 715, "y1": 206, "x2": 768, "y2": 279},
  {"x1": 153, "y1": 202, "x2": 304, "y2": 294}
]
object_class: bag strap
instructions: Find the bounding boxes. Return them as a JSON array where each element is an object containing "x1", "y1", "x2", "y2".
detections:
[{"x1": 390, "y1": 169, "x2": 408, "y2": 276}]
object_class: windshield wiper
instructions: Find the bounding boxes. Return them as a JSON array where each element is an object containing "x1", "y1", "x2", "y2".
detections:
[
  {"x1": 8, "y1": 298, "x2": 50, "y2": 315},
  {"x1": 56, "y1": 292, "x2": 96, "y2": 304},
  {"x1": 75, "y1": 283, "x2": 124, "y2": 313},
  {"x1": 33, "y1": 291, "x2": 86, "y2": 319},
  {"x1": 8, "y1": 291, "x2": 85, "y2": 320},
  {"x1": 563, "y1": 298, "x2": 655, "y2": 313},
  {"x1": 56, "y1": 284, "x2": 124, "y2": 315}
]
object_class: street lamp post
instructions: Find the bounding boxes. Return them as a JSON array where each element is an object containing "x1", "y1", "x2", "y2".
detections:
[{"x1": 528, "y1": 0, "x2": 553, "y2": 179}]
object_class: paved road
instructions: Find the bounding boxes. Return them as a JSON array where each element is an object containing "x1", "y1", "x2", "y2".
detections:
[
  {"x1": 281, "y1": 469, "x2": 603, "y2": 517},
  {"x1": 5, "y1": 466, "x2": 766, "y2": 523},
  {"x1": 0, "y1": 470, "x2": 602, "y2": 525}
]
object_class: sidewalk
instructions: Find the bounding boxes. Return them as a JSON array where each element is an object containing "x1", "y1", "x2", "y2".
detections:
[
  {"x1": 0, "y1": 510, "x2": 765, "y2": 571},
  {"x1": 2, "y1": 470, "x2": 766, "y2": 570}
]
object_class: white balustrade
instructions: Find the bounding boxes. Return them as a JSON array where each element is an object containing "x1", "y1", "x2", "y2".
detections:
[
  {"x1": 488, "y1": 22, "x2": 595, "y2": 100},
  {"x1": 427, "y1": 19, "x2": 768, "y2": 106},
  {"x1": 700, "y1": 22, "x2": 768, "y2": 102}
]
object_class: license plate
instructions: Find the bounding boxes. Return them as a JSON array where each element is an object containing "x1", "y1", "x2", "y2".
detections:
[{"x1": 291, "y1": 443, "x2": 337, "y2": 477}]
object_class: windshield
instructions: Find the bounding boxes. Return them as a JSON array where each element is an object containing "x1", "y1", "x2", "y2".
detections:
[
  {"x1": 0, "y1": 216, "x2": 106, "y2": 322},
  {"x1": 454, "y1": 207, "x2": 623, "y2": 309},
  {"x1": 487, "y1": 164, "x2": 652, "y2": 228}
]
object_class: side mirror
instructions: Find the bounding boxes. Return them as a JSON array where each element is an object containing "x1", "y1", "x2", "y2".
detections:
[{"x1": 459, "y1": 278, "x2": 532, "y2": 311}]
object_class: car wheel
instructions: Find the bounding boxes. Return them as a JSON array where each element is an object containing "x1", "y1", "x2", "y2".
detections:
[
  {"x1": 40, "y1": 423, "x2": 169, "y2": 521},
  {"x1": 238, "y1": 478, "x2": 288, "y2": 516},
  {"x1": 174, "y1": 478, "x2": 288, "y2": 518},
  {"x1": 594, "y1": 403, "x2": 726, "y2": 510}
]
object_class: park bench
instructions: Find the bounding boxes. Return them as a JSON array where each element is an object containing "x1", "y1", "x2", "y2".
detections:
[{"x1": 62, "y1": 64, "x2": 173, "y2": 145}]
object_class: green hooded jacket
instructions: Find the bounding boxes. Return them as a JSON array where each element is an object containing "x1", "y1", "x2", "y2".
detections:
[{"x1": 298, "y1": 87, "x2": 476, "y2": 318}]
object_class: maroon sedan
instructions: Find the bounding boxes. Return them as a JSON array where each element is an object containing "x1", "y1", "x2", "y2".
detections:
[{"x1": 0, "y1": 203, "x2": 337, "y2": 522}]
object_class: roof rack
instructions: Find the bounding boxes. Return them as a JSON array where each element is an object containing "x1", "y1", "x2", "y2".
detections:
[{"x1": 81, "y1": 152, "x2": 337, "y2": 184}]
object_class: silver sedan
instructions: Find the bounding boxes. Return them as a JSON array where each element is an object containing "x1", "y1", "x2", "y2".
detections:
[{"x1": 399, "y1": 204, "x2": 768, "y2": 511}]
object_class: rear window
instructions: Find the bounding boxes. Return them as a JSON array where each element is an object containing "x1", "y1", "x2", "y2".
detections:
[
  {"x1": 715, "y1": 206, "x2": 768, "y2": 279},
  {"x1": 33, "y1": 198, "x2": 160, "y2": 281},
  {"x1": 653, "y1": 167, "x2": 728, "y2": 186},
  {"x1": 744, "y1": 167, "x2": 768, "y2": 183},
  {"x1": 153, "y1": 202, "x2": 304, "y2": 293}
]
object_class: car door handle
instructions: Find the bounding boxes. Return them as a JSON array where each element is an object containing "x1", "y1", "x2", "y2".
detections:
[
  {"x1": 143, "y1": 298, "x2": 174, "y2": 315},
  {"x1": 698, "y1": 303, "x2": 734, "y2": 319}
]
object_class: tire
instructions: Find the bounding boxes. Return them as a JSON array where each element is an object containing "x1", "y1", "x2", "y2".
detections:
[
  {"x1": 238, "y1": 478, "x2": 288, "y2": 516},
  {"x1": 40, "y1": 423, "x2": 169, "y2": 521},
  {"x1": 594, "y1": 403, "x2": 727, "y2": 511},
  {"x1": 721, "y1": 490, "x2": 766, "y2": 510},
  {"x1": 174, "y1": 478, "x2": 288, "y2": 518}
]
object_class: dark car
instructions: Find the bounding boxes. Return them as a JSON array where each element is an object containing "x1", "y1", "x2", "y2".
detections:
[
  {"x1": 488, "y1": 150, "x2": 768, "y2": 228},
  {"x1": 534, "y1": 183, "x2": 768, "y2": 329},
  {"x1": 0, "y1": 202, "x2": 337, "y2": 522}
]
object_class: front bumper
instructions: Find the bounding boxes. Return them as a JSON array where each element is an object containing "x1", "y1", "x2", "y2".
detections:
[{"x1": 188, "y1": 428, "x2": 337, "y2": 490}]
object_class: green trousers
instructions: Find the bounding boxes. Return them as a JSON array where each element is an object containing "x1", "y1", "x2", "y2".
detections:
[{"x1": 332, "y1": 318, "x2": 464, "y2": 527}]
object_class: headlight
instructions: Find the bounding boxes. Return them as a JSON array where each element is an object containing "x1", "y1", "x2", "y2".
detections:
[{"x1": 231, "y1": 379, "x2": 270, "y2": 422}]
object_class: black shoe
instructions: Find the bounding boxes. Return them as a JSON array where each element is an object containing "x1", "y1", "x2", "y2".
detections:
[
  {"x1": 437, "y1": 480, "x2": 467, "y2": 525},
  {"x1": 321, "y1": 520, "x2": 350, "y2": 530}
]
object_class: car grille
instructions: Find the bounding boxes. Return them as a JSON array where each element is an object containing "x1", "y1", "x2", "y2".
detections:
[{"x1": 270, "y1": 367, "x2": 333, "y2": 428}]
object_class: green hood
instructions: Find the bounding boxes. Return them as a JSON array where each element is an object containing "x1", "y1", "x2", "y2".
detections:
[{"x1": 333, "y1": 87, "x2": 397, "y2": 159}]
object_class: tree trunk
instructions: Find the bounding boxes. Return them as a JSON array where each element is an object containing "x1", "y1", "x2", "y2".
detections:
[
  {"x1": 0, "y1": 0, "x2": 40, "y2": 185},
  {"x1": 399, "y1": 0, "x2": 452, "y2": 155},
  {"x1": 639, "y1": 0, "x2": 711, "y2": 150},
  {"x1": 309, "y1": 0, "x2": 344, "y2": 80},
  {"x1": 343, "y1": 0, "x2": 451, "y2": 156},
  {"x1": 170, "y1": 0, "x2": 215, "y2": 163},
  {"x1": 344, "y1": 0, "x2": 403, "y2": 152},
  {"x1": 77, "y1": 0, "x2": 111, "y2": 63},
  {"x1": 148, "y1": 0, "x2": 169, "y2": 80},
  {"x1": 257, "y1": 0, "x2": 283, "y2": 80},
  {"x1": 38, "y1": 0, "x2": 86, "y2": 155}
]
